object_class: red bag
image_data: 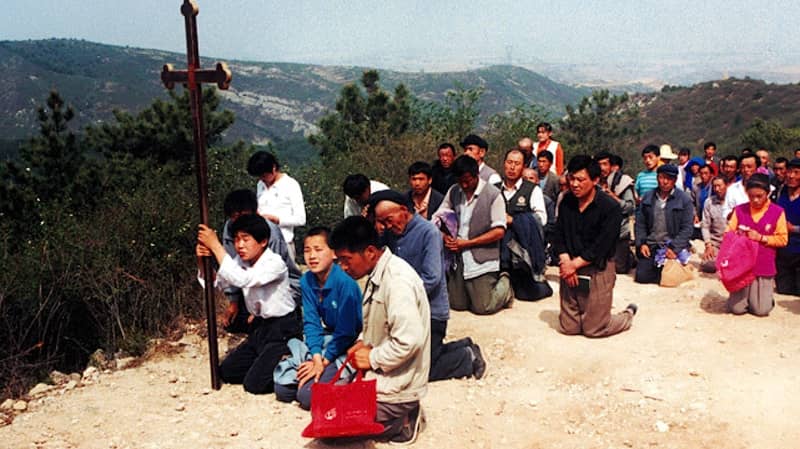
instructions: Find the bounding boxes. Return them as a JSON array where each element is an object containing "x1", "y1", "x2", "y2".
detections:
[
  {"x1": 301, "y1": 355, "x2": 385, "y2": 439},
  {"x1": 716, "y1": 231, "x2": 759, "y2": 293}
]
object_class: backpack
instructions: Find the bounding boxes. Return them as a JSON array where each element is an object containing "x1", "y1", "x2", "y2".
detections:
[{"x1": 715, "y1": 231, "x2": 759, "y2": 293}]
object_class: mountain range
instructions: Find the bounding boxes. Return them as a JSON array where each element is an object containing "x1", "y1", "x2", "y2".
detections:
[
  {"x1": 3, "y1": 39, "x2": 800, "y2": 164},
  {"x1": 0, "y1": 39, "x2": 588, "y2": 148}
]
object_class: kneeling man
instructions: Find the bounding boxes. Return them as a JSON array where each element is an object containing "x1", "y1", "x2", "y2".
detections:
[
  {"x1": 552, "y1": 155, "x2": 637, "y2": 338},
  {"x1": 330, "y1": 216, "x2": 431, "y2": 444}
]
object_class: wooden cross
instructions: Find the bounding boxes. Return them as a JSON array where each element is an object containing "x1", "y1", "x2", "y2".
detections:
[{"x1": 161, "y1": 0, "x2": 232, "y2": 390}]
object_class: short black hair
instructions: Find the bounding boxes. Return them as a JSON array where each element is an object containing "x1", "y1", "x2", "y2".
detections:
[
  {"x1": 703, "y1": 142, "x2": 716, "y2": 150},
  {"x1": 223, "y1": 189, "x2": 258, "y2": 218},
  {"x1": 504, "y1": 148, "x2": 525, "y2": 161},
  {"x1": 537, "y1": 122, "x2": 553, "y2": 132},
  {"x1": 775, "y1": 157, "x2": 789, "y2": 165},
  {"x1": 722, "y1": 154, "x2": 739, "y2": 166},
  {"x1": 739, "y1": 153, "x2": 761, "y2": 167},
  {"x1": 594, "y1": 151, "x2": 613, "y2": 163},
  {"x1": 610, "y1": 154, "x2": 624, "y2": 170},
  {"x1": 408, "y1": 161, "x2": 433, "y2": 178},
  {"x1": 567, "y1": 155, "x2": 601, "y2": 180},
  {"x1": 678, "y1": 147, "x2": 691, "y2": 157},
  {"x1": 230, "y1": 214, "x2": 270, "y2": 243},
  {"x1": 329, "y1": 216, "x2": 380, "y2": 253},
  {"x1": 451, "y1": 155, "x2": 479, "y2": 177},
  {"x1": 642, "y1": 144, "x2": 659, "y2": 157},
  {"x1": 438, "y1": 143, "x2": 456, "y2": 156},
  {"x1": 246, "y1": 151, "x2": 280, "y2": 176},
  {"x1": 537, "y1": 151, "x2": 554, "y2": 163},
  {"x1": 745, "y1": 173, "x2": 770, "y2": 192},
  {"x1": 304, "y1": 226, "x2": 331, "y2": 245},
  {"x1": 740, "y1": 147, "x2": 754, "y2": 156},
  {"x1": 343, "y1": 174, "x2": 370, "y2": 199}
]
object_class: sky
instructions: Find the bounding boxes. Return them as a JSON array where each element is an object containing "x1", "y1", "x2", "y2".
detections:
[{"x1": 3, "y1": 0, "x2": 800, "y2": 70}]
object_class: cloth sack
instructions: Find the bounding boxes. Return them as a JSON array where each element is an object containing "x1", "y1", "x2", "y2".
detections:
[
  {"x1": 715, "y1": 231, "x2": 759, "y2": 293},
  {"x1": 301, "y1": 355, "x2": 385, "y2": 439},
  {"x1": 659, "y1": 259, "x2": 694, "y2": 287}
]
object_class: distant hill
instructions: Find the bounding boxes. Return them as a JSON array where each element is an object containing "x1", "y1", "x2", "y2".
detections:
[
  {"x1": 628, "y1": 78, "x2": 800, "y2": 156},
  {"x1": 0, "y1": 39, "x2": 589, "y2": 151}
]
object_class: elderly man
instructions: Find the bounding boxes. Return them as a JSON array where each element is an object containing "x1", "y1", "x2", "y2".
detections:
[
  {"x1": 435, "y1": 155, "x2": 513, "y2": 315},
  {"x1": 552, "y1": 155, "x2": 636, "y2": 338},
  {"x1": 634, "y1": 164, "x2": 695, "y2": 284},
  {"x1": 330, "y1": 216, "x2": 430, "y2": 445},
  {"x1": 370, "y1": 190, "x2": 486, "y2": 381},
  {"x1": 460, "y1": 134, "x2": 501, "y2": 185}
]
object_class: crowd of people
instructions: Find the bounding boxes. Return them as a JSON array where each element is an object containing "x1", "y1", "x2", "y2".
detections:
[{"x1": 193, "y1": 123, "x2": 800, "y2": 444}]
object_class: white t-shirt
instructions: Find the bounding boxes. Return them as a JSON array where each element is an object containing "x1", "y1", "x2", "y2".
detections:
[{"x1": 256, "y1": 173, "x2": 306, "y2": 243}]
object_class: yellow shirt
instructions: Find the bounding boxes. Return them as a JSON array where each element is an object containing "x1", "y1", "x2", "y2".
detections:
[{"x1": 726, "y1": 200, "x2": 788, "y2": 248}]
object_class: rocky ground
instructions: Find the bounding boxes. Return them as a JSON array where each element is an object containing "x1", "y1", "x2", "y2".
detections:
[{"x1": 2, "y1": 260, "x2": 799, "y2": 449}]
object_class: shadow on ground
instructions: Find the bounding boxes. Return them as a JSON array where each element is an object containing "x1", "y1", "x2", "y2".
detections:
[
  {"x1": 539, "y1": 309, "x2": 561, "y2": 331},
  {"x1": 777, "y1": 299, "x2": 800, "y2": 315},
  {"x1": 700, "y1": 290, "x2": 728, "y2": 314}
]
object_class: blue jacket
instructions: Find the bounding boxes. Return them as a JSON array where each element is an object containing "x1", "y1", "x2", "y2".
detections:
[
  {"x1": 387, "y1": 213, "x2": 450, "y2": 322},
  {"x1": 635, "y1": 188, "x2": 695, "y2": 252},
  {"x1": 301, "y1": 263, "x2": 362, "y2": 362}
]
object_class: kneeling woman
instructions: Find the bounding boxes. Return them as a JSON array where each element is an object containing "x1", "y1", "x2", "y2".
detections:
[{"x1": 725, "y1": 173, "x2": 788, "y2": 316}]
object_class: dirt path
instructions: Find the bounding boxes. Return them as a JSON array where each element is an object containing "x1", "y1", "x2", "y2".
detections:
[{"x1": 2, "y1": 264, "x2": 799, "y2": 449}]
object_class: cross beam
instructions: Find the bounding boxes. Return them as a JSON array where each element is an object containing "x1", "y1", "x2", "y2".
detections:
[{"x1": 161, "y1": 0, "x2": 233, "y2": 391}]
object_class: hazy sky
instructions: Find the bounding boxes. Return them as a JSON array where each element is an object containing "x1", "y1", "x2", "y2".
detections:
[{"x1": 3, "y1": 0, "x2": 799, "y2": 68}]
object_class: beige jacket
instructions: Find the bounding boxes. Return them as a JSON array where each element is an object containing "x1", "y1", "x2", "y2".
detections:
[{"x1": 363, "y1": 249, "x2": 430, "y2": 404}]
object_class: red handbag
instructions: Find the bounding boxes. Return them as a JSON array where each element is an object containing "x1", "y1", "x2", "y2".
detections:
[{"x1": 301, "y1": 355, "x2": 385, "y2": 439}]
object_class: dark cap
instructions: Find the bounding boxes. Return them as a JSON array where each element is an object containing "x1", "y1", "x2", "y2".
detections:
[
  {"x1": 787, "y1": 158, "x2": 800, "y2": 168},
  {"x1": 368, "y1": 190, "x2": 412, "y2": 212},
  {"x1": 656, "y1": 164, "x2": 679, "y2": 178},
  {"x1": 460, "y1": 134, "x2": 488, "y2": 150}
]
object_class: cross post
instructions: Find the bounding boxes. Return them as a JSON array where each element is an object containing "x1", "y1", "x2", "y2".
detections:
[{"x1": 161, "y1": 0, "x2": 232, "y2": 390}]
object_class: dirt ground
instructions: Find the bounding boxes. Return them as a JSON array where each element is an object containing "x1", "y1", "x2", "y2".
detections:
[{"x1": 2, "y1": 255, "x2": 799, "y2": 449}]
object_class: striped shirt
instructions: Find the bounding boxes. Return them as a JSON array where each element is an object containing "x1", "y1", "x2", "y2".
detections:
[{"x1": 635, "y1": 170, "x2": 658, "y2": 199}]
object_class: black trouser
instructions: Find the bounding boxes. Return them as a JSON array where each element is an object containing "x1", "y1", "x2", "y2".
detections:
[
  {"x1": 776, "y1": 250, "x2": 800, "y2": 295},
  {"x1": 428, "y1": 319, "x2": 474, "y2": 381},
  {"x1": 634, "y1": 245, "x2": 662, "y2": 284},
  {"x1": 613, "y1": 239, "x2": 634, "y2": 274},
  {"x1": 218, "y1": 313, "x2": 302, "y2": 394}
]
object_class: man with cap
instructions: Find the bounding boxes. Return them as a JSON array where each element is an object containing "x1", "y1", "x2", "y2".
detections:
[
  {"x1": 369, "y1": 190, "x2": 486, "y2": 381},
  {"x1": 634, "y1": 163, "x2": 695, "y2": 284},
  {"x1": 775, "y1": 158, "x2": 800, "y2": 295},
  {"x1": 460, "y1": 134, "x2": 502, "y2": 185},
  {"x1": 658, "y1": 144, "x2": 679, "y2": 165}
]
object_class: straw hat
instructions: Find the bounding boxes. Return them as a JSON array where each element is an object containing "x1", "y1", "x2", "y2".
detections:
[{"x1": 659, "y1": 144, "x2": 678, "y2": 160}]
